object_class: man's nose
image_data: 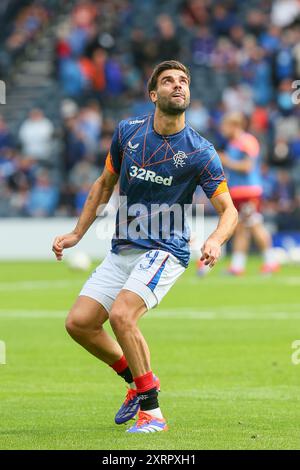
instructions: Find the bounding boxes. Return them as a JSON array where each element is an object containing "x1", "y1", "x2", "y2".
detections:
[{"x1": 173, "y1": 81, "x2": 182, "y2": 90}]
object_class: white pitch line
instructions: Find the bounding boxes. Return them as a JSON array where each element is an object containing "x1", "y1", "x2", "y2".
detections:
[
  {"x1": 0, "y1": 310, "x2": 66, "y2": 318},
  {"x1": 0, "y1": 275, "x2": 300, "y2": 291},
  {"x1": 156, "y1": 303, "x2": 300, "y2": 312},
  {"x1": 149, "y1": 310, "x2": 300, "y2": 320},
  {"x1": 185, "y1": 276, "x2": 300, "y2": 286},
  {"x1": 0, "y1": 308, "x2": 300, "y2": 320},
  {"x1": 0, "y1": 280, "x2": 82, "y2": 291}
]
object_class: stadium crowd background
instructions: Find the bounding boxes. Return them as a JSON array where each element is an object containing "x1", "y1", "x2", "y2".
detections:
[{"x1": 0, "y1": 0, "x2": 299, "y2": 232}]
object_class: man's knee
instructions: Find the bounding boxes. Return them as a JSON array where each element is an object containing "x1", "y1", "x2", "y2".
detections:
[
  {"x1": 65, "y1": 312, "x2": 82, "y2": 337},
  {"x1": 65, "y1": 309, "x2": 96, "y2": 338},
  {"x1": 109, "y1": 307, "x2": 135, "y2": 333}
]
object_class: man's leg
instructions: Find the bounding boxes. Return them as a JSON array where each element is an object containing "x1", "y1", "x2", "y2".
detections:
[
  {"x1": 228, "y1": 221, "x2": 250, "y2": 274},
  {"x1": 250, "y1": 222, "x2": 279, "y2": 272},
  {"x1": 109, "y1": 290, "x2": 164, "y2": 424},
  {"x1": 65, "y1": 252, "x2": 160, "y2": 426},
  {"x1": 250, "y1": 222, "x2": 270, "y2": 251},
  {"x1": 110, "y1": 249, "x2": 184, "y2": 432},
  {"x1": 109, "y1": 290, "x2": 149, "y2": 377},
  {"x1": 66, "y1": 295, "x2": 122, "y2": 365},
  {"x1": 65, "y1": 295, "x2": 136, "y2": 387}
]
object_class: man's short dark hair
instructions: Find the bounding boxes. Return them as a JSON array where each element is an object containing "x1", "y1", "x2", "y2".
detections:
[{"x1": 147, "y1": 60, "x2": 191, "y2": 95}]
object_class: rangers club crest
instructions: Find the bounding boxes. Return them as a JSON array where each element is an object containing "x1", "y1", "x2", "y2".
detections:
[{"x1": 173, "y1": 151, "x2": 188, "y2": 168}]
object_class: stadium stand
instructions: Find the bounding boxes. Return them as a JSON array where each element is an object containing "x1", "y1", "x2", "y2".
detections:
[{"x1": 0, "y1": 0, "x2": 299, "y2": 231}]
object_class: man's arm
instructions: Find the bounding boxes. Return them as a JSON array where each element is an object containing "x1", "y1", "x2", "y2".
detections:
[
  {"x1": 219, "y1": 151, "x2": 253, "y2": 174},
  {"x1": 201, "y1": 192, "x2": 238, "y2": 268},
  {"x1": 52, "y1": 168, "x2": 118, "y2": 260}
]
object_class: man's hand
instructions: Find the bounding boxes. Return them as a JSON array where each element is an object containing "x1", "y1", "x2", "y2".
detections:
[
  {"x1": 52, "y1": 232, "x2": 81, "y2": 261},
  {"x1": 200, "y1": 236, "x2": 222, "y2": 268}
]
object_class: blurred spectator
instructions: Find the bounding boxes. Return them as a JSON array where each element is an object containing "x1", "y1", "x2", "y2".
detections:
[
  {"x1": 191, "y1": 27, "x2": 215, "y2": 66},
  {"x1": 18, "y1": 109, "x2": 54, "y2": 163},
  {"x1": 0, "y1": 147, "x2": 17, "y2": 183},
  {"x1": 0, "y1": 183, "x2": 13, "y2": 217},
  {"x1": 59, "y1": 58, "x2": 87, "y2": 97},
  {"x1": 5, "y1": 4, "x2": 48, "y2": 58},
  {"x1": 290, "y1": 130, "x2": 300, "y2": 163},
  {"x1": 261, "y1": 164, "x2": 285, "y2": 222},
  {"x1": 273, "y1": 169, "x2": 298, "y2": 230},
  {"x1": 290, "y1": 130, "x2": 300, "y2": 185},
  {"x1": 276, "y1": 78, "x2": 296, "y2": 114},
  {"x1": 261, "y1": 163, "x2": 278, "y2": 202},
  {"x1": 229, "y1": 24, "x2": 245, "y2": 49},
  {"x1": 186, "y1": 99, "x2": 209, "y2": 134},
  {"x1": 62, "y1": 116, "x2": 87, "y2": 172},
  {"x1": 60, "y1": 99, "x2": 79, "y2": 120},
  {"x1": 212, "y1": 4, "x2": 237, "y2": 37},
  {"x1": 69, "y1": 160, "x2": 99, "y2": 190},
  {"x1": 76, "y1": 101, "x2": 102, "y2": 155},
  {"x1": 131, "y1": 29, "x2": 155, "y2": 70},
  {"x1": 26, "y1": 170, "x2": 59, "y2": 217},
  {"x1": 240, "y1": 45, "x2": 273, "y2": 106},
  {"x1": 222, "y1": 83, "x2": 254, "y2": 114},
  {"x1": 105, "y1": 55, "x2": 124, "y2": 96},
  {"x1": 211, "y1": 37, "x2": 239, "y2": 71},
  {"x1": 272, "y1": 30, "x2": 296, "y2": 86},
  {"x1": 293, "y1": 25, "x2": 300, "y2": 78},
  {"x1": 260, "y1": 25, "x2": 282, "y2": 54},
  {"x1": 246, "y1": 10, "x2": 267, "y2": 36},
  {"x1": 0, "y1": 115, "x2": 13, "y2": 150},
  {"x1": 72, "y1": 1, "x2": 97, "y2": 29},
  {"x1": 8, "y1": 156, "x2": 36, "y2": 195},
  {"x1": 273, "y1": 106, "x2": 299, "y2": 141},
  {"x1": 272, "y1": 137, "x2": 291, "y2": 165},
  {"x1": 249, "y1": 106, "x2": 269, "y2": 135},
  {"x1": 61, "y1": 99, "x2": 102, "y2": 172},
  {"x1": 130, "y1": 88, "x2": 155, "y2": 116},
  {"x1": 155, "y1": 15, "x2": 181, "y2": 62},
  {"x1": 69, "y1": 160, "x2": 99, "y2": 214},
  {"x1": 74, "y1": 183, "x2": 90, "y2": 214},
  {"x1": 82, "y1": 48, "x2": 107, "y2": 96},
  {"x1": 56, "y1": 23, "x2": 72, "y2": 62},
  {"x1": 180, "y1": 0, "x2": 210, "y2": 28},
  {"x1": 8, "y1": 158, "x2": 32, "y2": 217}
]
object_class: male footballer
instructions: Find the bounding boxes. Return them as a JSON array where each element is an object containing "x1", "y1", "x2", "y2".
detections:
[
  {"x1": 52, "y1": 60, "x2": 238, "y2": 433},
  {"x1": 220, "y1": 112, "x2": 279, "y2": 275}
]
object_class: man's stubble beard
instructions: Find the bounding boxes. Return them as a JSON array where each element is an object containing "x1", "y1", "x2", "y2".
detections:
[{"x1": 156, "y1": 93, "x2": 190, "y2": 116}]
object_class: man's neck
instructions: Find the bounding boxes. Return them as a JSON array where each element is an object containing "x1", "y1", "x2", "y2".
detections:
[
  {"x1": 153, "y1": 109, "x2": 185, "y2": 136},
  {"x1": 232, "y1": 129, "x2": 244, "y2": 140}
]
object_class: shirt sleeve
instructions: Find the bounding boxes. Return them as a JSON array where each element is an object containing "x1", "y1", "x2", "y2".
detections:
[
  {"x1": 105, "y1": 124, "x2": 122, "y2": 175},
  {"x1": 198, "y1": 144, "x2": 229, "y2": 199}
]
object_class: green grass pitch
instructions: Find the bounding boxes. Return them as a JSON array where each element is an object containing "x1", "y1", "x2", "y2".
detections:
[{"x1": 1, "y1": 258, "x2": 300, "y2": 450}]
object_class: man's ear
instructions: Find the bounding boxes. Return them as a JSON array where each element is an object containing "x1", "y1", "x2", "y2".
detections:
[{"x1": 149, "y1": 90, "x2": 157, "y2": 104}]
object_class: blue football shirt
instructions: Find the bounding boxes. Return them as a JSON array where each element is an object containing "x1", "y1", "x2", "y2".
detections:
[{"x1": 105, "y1": 113, "x2": 228, "y2": 267}]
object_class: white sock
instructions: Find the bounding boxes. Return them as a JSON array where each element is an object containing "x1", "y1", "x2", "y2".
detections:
[
  {"x1": 130, "y1": 382, "x2": 136, "y2": 390},
  {"x1": 197, "y1": 260, "x2": 210, "y2": 273},
  {"x1": 145, "y1": 407, "x2": 163, "y2": 419},
  {"x1": 230, "y1": 252, "x2": 246, "y2": 271},
  {"x1": 263, "y1": 249, "x2": 275, "y2": 265}
]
